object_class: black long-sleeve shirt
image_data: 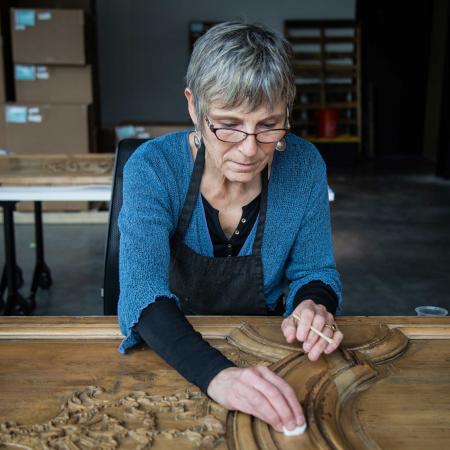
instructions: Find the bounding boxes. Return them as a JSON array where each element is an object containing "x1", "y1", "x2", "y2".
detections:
[{"x1": 136, "y1": 194, "x2": 338, "y2": 393}]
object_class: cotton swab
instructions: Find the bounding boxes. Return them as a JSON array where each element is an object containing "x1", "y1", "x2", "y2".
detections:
[{"x1": 292, "y1": 312, "x2": 335, "y2": 345}]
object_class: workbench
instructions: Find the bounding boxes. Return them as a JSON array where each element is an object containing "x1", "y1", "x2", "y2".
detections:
[{"x1": 0, "y1": 315, "x2": 449, "y2": 449}]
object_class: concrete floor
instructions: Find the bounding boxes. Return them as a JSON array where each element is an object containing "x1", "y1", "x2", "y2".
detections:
[{"x1": 1, "y1": 168, "x2": 450, "y2": 317}]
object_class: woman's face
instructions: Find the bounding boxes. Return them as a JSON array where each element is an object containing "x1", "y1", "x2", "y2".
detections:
[{"x1": 186, "y1": 91, "x2": 287, "y2": 184}]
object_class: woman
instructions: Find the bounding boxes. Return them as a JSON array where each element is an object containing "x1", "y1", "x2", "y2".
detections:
[{"x1": 118, "y1": 22, "x2": 343, "y2": 433}]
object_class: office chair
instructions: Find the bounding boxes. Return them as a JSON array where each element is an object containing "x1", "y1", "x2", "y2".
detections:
[{"x1": 102, "y1": 138, "x2": 148, "y2": 315}]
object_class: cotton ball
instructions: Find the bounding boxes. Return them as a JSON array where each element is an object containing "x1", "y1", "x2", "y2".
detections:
[{"x1": 282, "y1": 422, "x2": 307, "y2": 436}]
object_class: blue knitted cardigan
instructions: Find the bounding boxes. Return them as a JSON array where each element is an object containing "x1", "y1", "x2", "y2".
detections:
[{"x1": 118, "y1": 131, "x2": 343, "y2": 353}]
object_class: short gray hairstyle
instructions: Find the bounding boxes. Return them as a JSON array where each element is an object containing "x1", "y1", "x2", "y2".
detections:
[{"x1": 185, "y1": 22, "x2": 296, "y2": 130}]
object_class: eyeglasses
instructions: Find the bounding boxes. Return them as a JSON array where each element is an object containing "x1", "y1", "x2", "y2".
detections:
[{"x1": 205, "y1": 117, "x2": 289, "y2": 144}]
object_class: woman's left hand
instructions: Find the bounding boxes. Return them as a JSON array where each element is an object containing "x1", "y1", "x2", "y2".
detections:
[{"x1": 281, "y1": 299, "x2": 344, "y2": 361}]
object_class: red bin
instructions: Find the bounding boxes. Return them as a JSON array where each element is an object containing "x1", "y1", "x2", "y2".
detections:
[{"x1": 316, "y1": 109, "x2": 338, "y2": 138}]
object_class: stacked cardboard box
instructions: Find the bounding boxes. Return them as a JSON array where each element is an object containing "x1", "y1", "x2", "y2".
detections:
[
  {"x1": 5, "y1": 8, "x2": 94, "y2": 211},
  {"x1": 0, "y1": 32, "x2": 5, "y2": 104},
  {"x1": 0, "y1": 104, "x2": 91, "y2": 153},
  {"x1": 0, "y1": 16, "x2": 9, "y2": 151}
]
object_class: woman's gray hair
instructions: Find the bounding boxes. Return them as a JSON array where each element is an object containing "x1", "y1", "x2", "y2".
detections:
[{"x1": 185, "y1": 21, "x2": 296, "y2": 130}]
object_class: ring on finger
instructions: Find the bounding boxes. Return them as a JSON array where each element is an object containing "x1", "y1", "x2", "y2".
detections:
[{"x1": 324, "y1": 323, "x2": 338, "y2": 332}]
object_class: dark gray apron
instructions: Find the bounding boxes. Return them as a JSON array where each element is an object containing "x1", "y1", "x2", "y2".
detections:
[{"x1": 169, "y1": 141, "x2": 276, "y2": 315}]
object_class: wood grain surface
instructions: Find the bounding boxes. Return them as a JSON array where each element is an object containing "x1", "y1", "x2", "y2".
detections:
[
  {"x1": 0, "y1": 154, "x2": 114, "y2": 186},
  {"x1": 0, "y1": 316, "x2": 449, "y2": 449}
]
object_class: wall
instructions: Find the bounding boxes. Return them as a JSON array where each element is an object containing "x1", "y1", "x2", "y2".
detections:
[{"x1": 96, "y1": 0, "x2": 355, "y2": 126}]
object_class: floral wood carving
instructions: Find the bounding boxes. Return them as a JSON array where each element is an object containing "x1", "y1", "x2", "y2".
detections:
[
  {"x1": 43, "y1": 159, "x2": 113, "y2": 176},
  {"x1": 0, "y1": 386, "x2": 225, "y2": 449}
]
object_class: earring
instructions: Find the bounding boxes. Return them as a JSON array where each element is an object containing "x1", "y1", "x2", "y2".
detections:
[
  {"x1": 275, "y1": 138, "x2": 286, "y2": 152},
  {"x1": 193, "y1": 129, "x2": 202, "y2": 150}
]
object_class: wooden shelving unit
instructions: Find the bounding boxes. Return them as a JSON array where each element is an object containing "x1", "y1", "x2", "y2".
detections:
[{"x1": 284, "y1": 20, "x2": 362, "y2": 152}]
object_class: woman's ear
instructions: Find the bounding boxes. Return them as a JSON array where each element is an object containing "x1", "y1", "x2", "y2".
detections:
[{"x1": 184, "y1": 88, "x2": 198, "y2": 127}]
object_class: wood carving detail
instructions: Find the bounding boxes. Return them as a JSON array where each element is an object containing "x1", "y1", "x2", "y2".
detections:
[
  {"x1": 0, "y1": 320, "x2": 417, "y2": 450},
  {"x1": 227, "y1": 322, "x2": 410, "y2": 449},
  {"x1": 219, "y1": 346, "x2": 272, "y2": 367},
  {"x1": 0, "y1": 386, "x2": 225, "y2": 449},
  {"x1": 344, "y1": 323, "x2": 409, "y2": 364},
  {"x1": 0, "y1": 155, "x2": 114, "y2": 184},
  {"x1": 43, "y1": 160, "x2": 113, "y2": 176},
  {"x1": 227, "y1": 323, "x2": 297, "y2": 362}
]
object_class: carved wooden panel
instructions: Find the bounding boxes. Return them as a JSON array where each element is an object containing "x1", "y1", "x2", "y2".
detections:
[
  {"x1": 0, "y1": 316, "x2": 449, "y2": 449},
  {"x1": 0, "y1": 154, "x2": 114, "y2": 186}
]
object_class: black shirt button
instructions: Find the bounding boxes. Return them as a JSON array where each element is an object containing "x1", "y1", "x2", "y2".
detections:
[
  {"x1": 234, "y1": 229, "x2": 240, "y2": 235},
  {"x1": 241, "y1": 217, "x2": 247, "y2": 223},
  {"x1": 227, "y1": 243, "x2": 232, "y2": 249}
]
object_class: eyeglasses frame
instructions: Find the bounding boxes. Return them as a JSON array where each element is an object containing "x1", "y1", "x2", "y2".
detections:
[{"x1": 204, "y1": 116, "x2": 290, "y2": 144}]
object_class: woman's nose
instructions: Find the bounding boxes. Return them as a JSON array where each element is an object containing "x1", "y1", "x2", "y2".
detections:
[{"x1": 239, "y1": 134, "x2": 259, "y2": 157}]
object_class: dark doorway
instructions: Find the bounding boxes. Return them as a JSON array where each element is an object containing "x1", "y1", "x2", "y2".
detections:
[{"x1": 357, "y1": 1, "x2": 434, "y2": 160}]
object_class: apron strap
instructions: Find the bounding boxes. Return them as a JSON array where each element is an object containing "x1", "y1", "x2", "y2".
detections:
[
  {"x1": 251, "y1": 164, "x2": 268, "y2": 257},
  {"x1": 174, "y1": 141, "x2": 205, "y2": 240}
]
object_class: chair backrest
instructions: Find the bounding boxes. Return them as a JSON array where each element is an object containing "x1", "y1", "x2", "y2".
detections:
[{"x1": 103, "y1": 138, "x2": 148, "y2": 315}]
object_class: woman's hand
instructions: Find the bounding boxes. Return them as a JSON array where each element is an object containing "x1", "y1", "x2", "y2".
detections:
[
  {"x1": 281, "y1": 299, "x2": 343, "y2": 361},
  {"x1": 207, "y1": 365, "x2": 306, "y2": 432}
]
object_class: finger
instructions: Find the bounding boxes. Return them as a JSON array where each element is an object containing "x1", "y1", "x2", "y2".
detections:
[
  {"x1": 307, "y1": 326, "x2": 334, "y2": 361},
  {"x1": 302, "y1": 328, "x2": 316, "y2": 353},
  {"x1": 324, "y1": 330, "x2": 344, "y2": 354},
  {"x1": 256, "y1": 366, "x2": 306, "y2": 426},
  {"x1": 243, "y1": 367, "x2": 298, "y2": 430},
  {"x1": 235, "y1": 381, "x2": 284, "y2": 432},
  {"x1": 303, "y1": 313, "x2": 327, "y2": 351},
  {"x1": 281, "y1": 316, "x2": 297, "y2": 343},
  {"x1": 304, "y1": 311, "x2": 335, "y2": 351},
  {"x1": 294, "y1": 308, "x2": 314, "y2": 342}
]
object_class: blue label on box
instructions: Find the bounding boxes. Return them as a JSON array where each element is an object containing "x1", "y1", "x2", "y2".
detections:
[
  {"x1": 15, "y1": 10, "x2": 36, "y2": 28},
  {"x1": 15, "y1": 65, "x2": 36, "y2": 81},
  {"x1": 5, "y1": 106, "x2": 28, "y2": 124}
]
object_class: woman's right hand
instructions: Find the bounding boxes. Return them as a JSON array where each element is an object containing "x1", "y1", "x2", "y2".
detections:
[{"x1": 207, "y1": 365, "x2": 306, "y2": 432}]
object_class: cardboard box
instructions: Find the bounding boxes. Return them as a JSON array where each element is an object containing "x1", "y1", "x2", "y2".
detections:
[
  {"x1": 0, "y1": 36, "x2": 5, "y2": 102},
  {"x1": 11, "y1": 9, "x2": 85, "y2": 64},
  {"x1": 0, "y1": 103, "x2": 92, "y2": 154},
  {"x1": 0, "y1": 118, "x2": 5, "y2": 150},
  {"x1": 114, "y1": 123, "x2": 192, "y2": 144},
  {"x1": 15, "y1": 64, "x2": 92, "y2": 103}
]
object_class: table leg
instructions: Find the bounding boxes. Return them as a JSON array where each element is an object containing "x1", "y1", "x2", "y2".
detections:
[
  {"x1": 0, "y1": 264, "x2": 25, "y2": 311},
  {"x1": 0, "y1": 267, "x2": 5, "y2": 311},
  {"x1": 1, "y1": 202, "x2": 33, "y2": 315},
  {"x1": 29, "y1": 202, "x2": 52, "y2": 303}
]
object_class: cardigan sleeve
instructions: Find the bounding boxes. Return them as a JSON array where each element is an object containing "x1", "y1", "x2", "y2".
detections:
[
  {"x1": 292, "y1": 280, "x2": 338, "y2": 315},
  {"x1": 117, "y1": 144, "x2": 181, "y2": 352},
  {"x1": 284, "y1": 149, "x2": 343, "y2": 316},
  {"x1": 135, "y1": 297, "x2": 235, "y2": 394}
]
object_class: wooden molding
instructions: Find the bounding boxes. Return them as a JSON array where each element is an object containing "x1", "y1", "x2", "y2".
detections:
[
  {"x1": 228, "y1": 322, "x2": 409, "y2": 449},
  {"x1": 1, "y1": 316, "x2": 449, "y2": 449}
]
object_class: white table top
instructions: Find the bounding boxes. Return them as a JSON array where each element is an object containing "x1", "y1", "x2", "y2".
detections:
[
  {"x1": 0, "y1": 185, "x2": 112, "y2": 202},
  {"x1": 0, "y1": 185, "x2": 334, "y2": 202}
]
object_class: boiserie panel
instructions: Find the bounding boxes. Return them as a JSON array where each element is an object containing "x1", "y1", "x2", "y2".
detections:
[
  {"x1": 0, "y1": 316, "x2": 449, "y2": 449},
  {"x1": 0, "y1": 154, "x2": 114, "y2": 186}
]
